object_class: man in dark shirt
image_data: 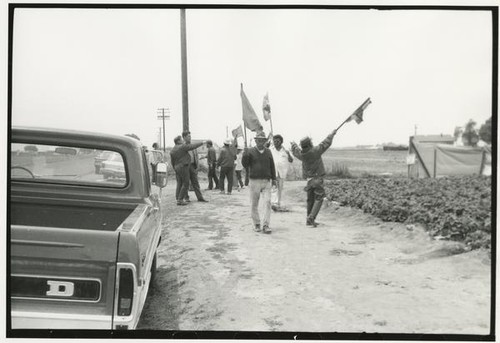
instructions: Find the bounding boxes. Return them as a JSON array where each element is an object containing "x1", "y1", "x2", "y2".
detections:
[
  {"x1": 182, "y1": 131, "x2": 208, "y2": 203},
  {"x1": 205, "y1": 140, "x2": 219, "y2": 190},
  {"x1": 242, "y1": 131, "x2": 277, "y2": 234},
  {"x1": 291, "y1": 129, "x2": 337, "y2": 227},
  {"x1": 217, "y1": 138, "x2": 237, "y2": 195},
  {"x1": 170, "y1": 135, "x2": 206, "y2": 205}
]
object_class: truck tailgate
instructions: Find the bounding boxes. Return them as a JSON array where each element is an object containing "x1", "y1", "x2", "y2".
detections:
[{"x1": 10, "y1": 225, "x2": 120, "y2": 329}]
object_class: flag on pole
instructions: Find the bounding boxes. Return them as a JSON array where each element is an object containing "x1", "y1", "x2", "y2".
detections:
[
  {"x1": 262, "y1": 92, "x2": 271, "y2": 121},
  {"x1": 241, "y1": 85, "x2": 263, "y2": 132},
  {"x1": 232, "y1": 125, "x2": 244, "y2": 138},
  {"x1": 347, "y1": 97, "x2": 372, "y2": 124}
]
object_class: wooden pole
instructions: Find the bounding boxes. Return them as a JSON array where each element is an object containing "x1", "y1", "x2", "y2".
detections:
[
  {"x1": 433, "y1": 148, "x2": 437, "y2": 178},
  {"x1": 244, "y1": 124, "x2": 248, "y2": 148},
  {"x1": 180, "y1": 8, "x2": 189, "y2": 132},
  {"x1": 479, "y1": 149, "x2": 486, "y2": 175},
  {"x1": 409, "y1": 138, "x2": 431, "y2": 178}
]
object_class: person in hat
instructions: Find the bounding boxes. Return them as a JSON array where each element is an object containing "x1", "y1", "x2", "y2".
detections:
[
  {"x1": 290, "y1": 129, "x2": 337, "y2": 227},
  {"x1": 182, "y1": 130, "x2": 208, "y2": 202},
  {"x1": 242, "y1": 131, "x2": 277, "y2": 234},
  {"x1": 269, "y1": 134, "x2": 294, "y2": 211},
  {"x1": 217, "y1": 138, "x2": 237, "y2": 195}
]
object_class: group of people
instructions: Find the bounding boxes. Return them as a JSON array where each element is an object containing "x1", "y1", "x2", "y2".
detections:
[{"x1": 168, "y1": 128, "x2": 338, "y2": 234}]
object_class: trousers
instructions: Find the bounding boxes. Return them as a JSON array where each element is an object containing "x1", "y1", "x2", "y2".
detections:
[{"x1": 249, "y1": 179, "x2": 272, "y2": 226}]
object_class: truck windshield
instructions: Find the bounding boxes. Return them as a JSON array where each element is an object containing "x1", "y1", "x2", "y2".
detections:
[{"x1": 10, "y1": 143, "x2": 127, "y2": 188}]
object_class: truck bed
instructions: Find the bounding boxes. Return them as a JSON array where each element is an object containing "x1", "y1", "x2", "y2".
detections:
[{"x1": 11, "y1": 201, "x2": 136, "y2": 231}]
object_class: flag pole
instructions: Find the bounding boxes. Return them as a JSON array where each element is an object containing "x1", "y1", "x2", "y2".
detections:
[
  {"x1": 241, "y1": 83, "x2": 248, "y2": 148},
  {"x1": 244, "y1": 124, "x2": 248, "y2": 148},
  {"x1": 335, "y1": 117, "x2": 351, "y2": 132}
]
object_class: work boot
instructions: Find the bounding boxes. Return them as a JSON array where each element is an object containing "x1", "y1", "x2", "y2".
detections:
[
  {"x1": 306, "y1": 218, "x2": 319, "y2": 227},
  {"x1": 262, "y1": 225, "x2": 272, "y2": 234},
  {"x1": 306, "y1": 199, "x2": 323, "y2": 227}
]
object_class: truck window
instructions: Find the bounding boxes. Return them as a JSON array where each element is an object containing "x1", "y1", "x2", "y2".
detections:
[{"x1": 11, "y1": 143, "x2": 128, "y2": 188}]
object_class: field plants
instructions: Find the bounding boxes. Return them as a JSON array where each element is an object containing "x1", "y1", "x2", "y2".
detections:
[{"x1": 324, "y1": 175, "x2": 492, "y2": 249}]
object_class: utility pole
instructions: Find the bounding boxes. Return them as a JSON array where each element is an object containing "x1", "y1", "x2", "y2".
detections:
[
  {"x1": 180, "y1": 8, "x2": 189, "y2": 132},
  {"x1": 158, "y1": 127, "x2": 162, "y2": 149},
  {"x1": 157, "y1": 108, "x2": 170, "y2": 152}
]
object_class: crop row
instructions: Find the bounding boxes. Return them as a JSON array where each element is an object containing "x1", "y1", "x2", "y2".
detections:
[{"x1": 324, "y1": 176, "x2": 492, "y2": 249}]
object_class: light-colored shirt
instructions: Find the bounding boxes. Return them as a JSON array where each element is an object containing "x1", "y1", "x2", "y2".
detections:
[
  {"x1": 235, "y1": 152, "x2": 243, "y2": 171},
  {"x1": 271, "y1": 146, "x2": 291, "y2": 179}
]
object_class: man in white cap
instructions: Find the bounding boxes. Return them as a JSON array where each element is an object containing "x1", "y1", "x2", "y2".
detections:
[
  {"x1": 217, "y1": 138, "x2": 237, "y2": 195},
  {"x1": 242, "y1": 131, "x2": 277, "y2": 234},
  {"x1": 269, "y1": 134, "x2": 294, "y2": 211}
]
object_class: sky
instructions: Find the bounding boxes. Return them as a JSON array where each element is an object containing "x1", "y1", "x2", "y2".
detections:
[{"x1": 9, "y1": 3, "x2": 494, "y2": 149}]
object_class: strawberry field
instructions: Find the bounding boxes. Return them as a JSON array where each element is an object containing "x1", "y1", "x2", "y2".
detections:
[{"x1": 324, "y1": 175, "x2": 492, "y2": 249}]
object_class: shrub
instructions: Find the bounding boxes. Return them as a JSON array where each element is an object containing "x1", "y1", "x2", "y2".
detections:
[
  {"x1": 324, "y1": 176, "x2": 492, "y2": 250},
  {"x1": 326, "y1": 162, "x2": 352, "y2": 179}
]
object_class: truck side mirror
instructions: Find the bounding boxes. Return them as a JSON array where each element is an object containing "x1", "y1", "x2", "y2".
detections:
[{"x1": 155, "y1": 162, "x2": 168, "y2": 188}]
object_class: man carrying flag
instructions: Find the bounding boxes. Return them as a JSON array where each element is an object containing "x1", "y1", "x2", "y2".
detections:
[
  {"x1": 290, "y1": 129, "x2": 337, "y2": 227},
  {"x1": 291, "y1": 97, "x2": 372, "y2": 227}
]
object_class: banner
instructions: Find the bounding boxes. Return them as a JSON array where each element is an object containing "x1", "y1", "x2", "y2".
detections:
[
  {"x1": 241, "y1": 86, "x2": 263, "y2": 132},
  {"x1": 232, "y1": 125, "x2": 244, "y2": 138},
  {"x1": 347, "y1": 97, "x2": 372, "y2": 124},
  {"x1": 262, "y1": 92, "x2": 271, "y2": 121}
]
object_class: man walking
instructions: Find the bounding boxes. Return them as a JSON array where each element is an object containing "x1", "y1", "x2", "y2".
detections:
[
  {"x1": 205, "y1": 140, "x2": 219, "y2": 190},
  {"x1": 290, "y1": 129, "x2": 337, "y2": 227},
  {"x1": 242, "y1": 131, "x2": 277, "y2": 234},
  {"x1": 270, "y1": 134, "x2": 293, "y2": 211},
  {"x1": 217, "y1": 138, "x2": 236, "y2": 195},
  {"x1": 148, "y1": 142, "x2": 163, "y2": 182},
  {"x1": 182, "y1": 131, "x2": 208, "y2": 202},
  {"x1": 170, "y1": 135, "x2": 206, "y2": 205}
]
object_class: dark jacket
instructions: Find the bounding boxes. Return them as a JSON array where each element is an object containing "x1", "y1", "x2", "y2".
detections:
[
  {"x1": 291, "y1": 132, "x2": 334, "y2": 178},
  {"x1": 170, "y1": 142, "x2": 204, "y2": 169},
  {"x1": 207, "y1": 147, "x2": 217, "y2": 165},
  {"x1": 217, "y1": 145, "x2": 236, "y2": 168},
  {"x1": 242, "y1": 147, "x2": 276, "y2": 181}
]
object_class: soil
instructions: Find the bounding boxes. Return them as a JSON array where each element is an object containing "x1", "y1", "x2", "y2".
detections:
[{"x1": 137, "y1": 180, "x2": 491, "y2": 335}]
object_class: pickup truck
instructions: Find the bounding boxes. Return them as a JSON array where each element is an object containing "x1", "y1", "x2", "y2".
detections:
[{"x1": 9, "y1": 126, "x2": 167, "y2": 330}]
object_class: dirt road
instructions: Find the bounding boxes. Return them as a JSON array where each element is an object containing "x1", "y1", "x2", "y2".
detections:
[{"x1": 137, "y1": 180, "x2": 491, "y2": 334}]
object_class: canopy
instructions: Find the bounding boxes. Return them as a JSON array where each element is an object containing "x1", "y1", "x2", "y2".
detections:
[{"x1": 408, "y1": 141, "x2": 491, "y2": 178}]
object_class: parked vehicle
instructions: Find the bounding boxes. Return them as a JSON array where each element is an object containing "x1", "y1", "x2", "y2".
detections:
[
  {"x1": 94, "y1": 150, "x2": 114, "y2": 174},
  {"x1": 101, "y1": 152, "x2": 126, "y2": 179},
  {"x1": 10, "y1": 126, "x2": 167, "y2": 330}
]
